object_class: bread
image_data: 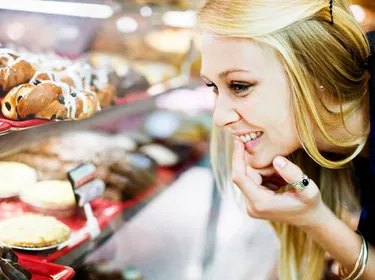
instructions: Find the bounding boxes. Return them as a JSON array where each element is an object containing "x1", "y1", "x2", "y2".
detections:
[
  {"x1": 0, "y1": 162, "x2": 37, "y2": 198},
  {"x1": 0, "y1": 51, "x2": 36, "y2": 96},
  {"x1": 1, "y1": 81, "x2": 99, "y2": 121}
]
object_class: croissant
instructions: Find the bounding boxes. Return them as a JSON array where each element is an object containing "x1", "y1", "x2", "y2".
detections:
[
  {"x1": 30, "y1": 65, "x2": 116, "y2": 108},
  {"x1": 1, "y1": 81, "x2": 98, "y2": 121},
  {"x1": 0, "y1": 53, "x2": 36, "y2": 96}
]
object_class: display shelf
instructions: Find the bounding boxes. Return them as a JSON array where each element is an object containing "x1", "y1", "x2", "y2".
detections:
[
  {"x1": 13, "y1": 157, "x2": 206, "y2": 268},
  {"x1": 19, "y1": 258, "x2": 75, "y2": 280},
  {"x1": 0, "y1": 75, "x2": 189, "y2": 158}
]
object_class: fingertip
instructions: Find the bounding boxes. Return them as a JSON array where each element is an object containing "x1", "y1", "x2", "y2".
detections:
[{"x1": 273, "y1": 156, "x2": 287, "y2": 169}]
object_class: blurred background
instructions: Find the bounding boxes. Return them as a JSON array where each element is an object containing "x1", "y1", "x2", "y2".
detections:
[{"x1": 0, "y1": 1, "x2": 373, "y2": 280}]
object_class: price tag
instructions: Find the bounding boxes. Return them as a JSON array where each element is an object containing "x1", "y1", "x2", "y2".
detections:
[
  {"x1": 67, "y1": 162, "x2": 104, "y2": 239},
  {"x1": 68, "y1": 162, "x2": 97, "y2": 189}
]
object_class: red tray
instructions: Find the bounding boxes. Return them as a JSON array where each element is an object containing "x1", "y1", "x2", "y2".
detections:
[
  {"x1": 0, "y1": 167, "x2": 175, "y2": 263},
  {"x1": 19, "y1": 258, "x2": 75, "y2": 280},
  {"x1": 0, "y1": 121, "x2": 11, "y2": 134},
  {"x1": 0, "y1": 91, "x2": 150, "y2": 131}
]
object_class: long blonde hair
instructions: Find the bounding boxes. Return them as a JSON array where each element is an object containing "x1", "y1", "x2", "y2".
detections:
[{"x1": 197, "y1": 0, "x2": 371, "y2": 279}]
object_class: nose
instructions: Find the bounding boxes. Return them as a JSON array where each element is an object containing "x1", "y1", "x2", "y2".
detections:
[{"x1": 212, "y1": 94, "x2": 240, "y2": 128}]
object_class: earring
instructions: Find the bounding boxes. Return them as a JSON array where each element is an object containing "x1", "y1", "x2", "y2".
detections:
[{"x1": 320, "y1": 85, "x2": 324, "y2": 90}]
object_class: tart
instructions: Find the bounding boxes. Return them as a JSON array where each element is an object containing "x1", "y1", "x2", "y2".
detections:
[
  {"x1": 20, "y1": 180, "x2": 76, "y2": 209},
  {"x1": 0, "y1": 162, "x2": 37, "y2": 198},
  {"x1": 0, "y1": 214, "x2": 71, "y2": 248}
]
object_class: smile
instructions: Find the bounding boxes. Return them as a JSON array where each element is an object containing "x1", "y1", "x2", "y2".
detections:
[{"x1": 236, "y1": 131, "x2": 263, "y2": 143}]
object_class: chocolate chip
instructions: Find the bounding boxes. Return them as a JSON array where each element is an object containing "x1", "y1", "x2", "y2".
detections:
[
  {"x1": 17, "y1": 95, "x2": 23, "y2": 102},
  {"x1": 71, "y1": 92, "x2": 77, "y2": 97},
  {"x1": 57, "y1": 116, "x2": 66, "y2": 120},
  {"x1": 0, "y1": 85, "x2": 3, "y2": 95},
  {"x1": 33, "y1": 79, "x2": 41, "y2": 86},
  {"x1": 4, "y1": 102, "x2": 11, "y2": 111},
  {"x1": 50, "y1": 114, "x2": 56, "y2": 120},
  {"x1": 58, "y1": 96, "x2": 65, "y2": 105}
]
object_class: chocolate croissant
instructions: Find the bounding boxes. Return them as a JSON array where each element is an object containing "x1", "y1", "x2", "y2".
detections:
[
  {"x1": 1, "y1": 81, "x2": 98, "y2": 121},
  {"x1": 0, "y1": 52, "x2": 36, "y2": 96}
]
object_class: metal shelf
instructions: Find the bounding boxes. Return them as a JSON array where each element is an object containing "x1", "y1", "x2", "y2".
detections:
[{"x1": 0, "y1": 75, "x2": 189, "y2": 158}]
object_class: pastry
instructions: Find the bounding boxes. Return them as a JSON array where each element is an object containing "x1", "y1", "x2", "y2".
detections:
[
  {"x1": 20, "y1": 180, "x2": 76, "y2": 209},
  {"x1": 1, "y1": 81, "x2": 98, "y2": 121},
  {"x1": 0, "y1": 50, "x2": 36, "y2": 96},
  {"x1": 0, "y1": 214, "x2": 71, "y2": 248},
  {"x1": 0, "y1": 245, "x2": 32, "y2": 280},
  {"x1": 139, "y1": 144, "x2": 179, "y2": 167},
  {"x1": 131, "y1": 61, "x2": 178, "y2": 85},
  {"x1": 0, "y1": 162, "x2": 37, "y2": 198},
  {"x1": 0, "y1": 259, "x2": 32, "y2": 280}
]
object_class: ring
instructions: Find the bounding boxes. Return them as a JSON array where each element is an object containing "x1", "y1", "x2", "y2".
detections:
[{"x1": 289, "y1": 174, "x2": 310, "y2": 192}]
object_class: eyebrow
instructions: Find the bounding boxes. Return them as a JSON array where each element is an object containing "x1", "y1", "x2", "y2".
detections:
[{"x1": 200, "y1": 68, "x2": 250, "y2": 80}]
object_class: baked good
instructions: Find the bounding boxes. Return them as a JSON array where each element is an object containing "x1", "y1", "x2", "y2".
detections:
[
  {"x1": 0, "y1": 214, "x2": 71, "y2": 248},
  {"x1": 0, "y1": 162, "x2": 37, "y2": 198},
  {"x1": 131, "y1": 61, "x2": 178, "y2": 85},
  {"x1": 0, "y1": 50, "x2": 36, "y2": 96},
  {"x1": 1, "y1": 81, "x2": 98, "y2": 121},
  {"x1": 139, "y1": 144, "x2": 179, "y2": 167},
  {"x1": 20, "y1": 180, "x2": 76, "y2": 209},
  {"x1": 0, "y1": 245, "x2": 31, "y2": 280},
  {"x1": 0, "y1": 258, "x2": 32, "y2": 280}
]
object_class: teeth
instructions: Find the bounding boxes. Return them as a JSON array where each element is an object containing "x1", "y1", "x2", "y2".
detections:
[{"x1": 238, "y1": 132, "x2": 263, "y2": 143}]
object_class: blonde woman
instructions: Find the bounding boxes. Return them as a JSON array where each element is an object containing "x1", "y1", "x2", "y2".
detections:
[{"x1": 197, "y1": 0, "x2": 375, "y2": 279}]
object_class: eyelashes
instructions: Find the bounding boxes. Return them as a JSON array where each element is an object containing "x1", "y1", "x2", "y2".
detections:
[
  {"x1": 205, "y1": 82, "x2": 254, "y2": 96},
  {"x1": 205, "y1": 83, "x2": 219, "y2": 94}
]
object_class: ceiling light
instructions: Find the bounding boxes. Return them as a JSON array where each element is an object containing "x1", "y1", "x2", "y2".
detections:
[
  {"x1": 0, "y1": 0, "x2": 114, "y2": 19},
  {"x1": 350, "y1": 5, "x2": 366, "y2": 23},
  {"x1": 116, "y1": 16, "x2": 138, "y2": 33},
  {"x1": 162, "y1": 10, "x2": 196, "y2": 28},
  {"x1": 140, "y1": 6, "x2": 152, "y2": 17}
]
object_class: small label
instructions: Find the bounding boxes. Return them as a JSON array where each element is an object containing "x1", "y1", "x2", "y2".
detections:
[
  {"x1": 75, "y1": 179, "x2": 105, "y2": 206},
  {"x1": 68, "y1": 162, "x2": 97, "y2": 188}
]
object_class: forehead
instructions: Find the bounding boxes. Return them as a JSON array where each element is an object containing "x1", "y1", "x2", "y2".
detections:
[{"x1": 200, "y1": 33, "x2": 270, "y2": 76}]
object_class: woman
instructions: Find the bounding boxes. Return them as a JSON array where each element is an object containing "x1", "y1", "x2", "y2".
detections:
[{"x1": 197, "y1": 0, "x2": 375, "y2": 279}]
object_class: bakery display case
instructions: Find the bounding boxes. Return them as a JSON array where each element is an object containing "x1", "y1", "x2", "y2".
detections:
[{"x1": 0, "y1": 0, "x2": 207, "y2": 279}]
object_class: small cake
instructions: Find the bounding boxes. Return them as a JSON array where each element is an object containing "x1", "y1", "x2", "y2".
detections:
[
  {"x1": 139, "y1": 144, "x2": 179, "y2": 167},
  {"x1": 0, "y1": 162, "x2": 37, "y2": 198},
  {"x1": 0, "y1": 214, "x2": 71, "y2": 248},
  {"x1": 20, "y1": 180, "x2": 76, "y2": 209}
]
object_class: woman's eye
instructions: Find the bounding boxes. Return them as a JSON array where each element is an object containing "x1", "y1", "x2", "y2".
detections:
[
  {"x1": 205, "y1": 83, "x2": 219, "y2": 94},
  {"x1": 230, "y1": 83, "x2": 253, "y2": 96}
]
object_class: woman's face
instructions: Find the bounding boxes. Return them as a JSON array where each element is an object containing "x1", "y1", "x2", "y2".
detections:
[{"x1": 200, "y1": 34, "x2": 301, "y2": 169}]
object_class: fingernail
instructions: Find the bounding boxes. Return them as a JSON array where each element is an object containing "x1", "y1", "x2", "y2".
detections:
[{"x1": 274, "y1": 157, "x2": 287, "y2": 169}]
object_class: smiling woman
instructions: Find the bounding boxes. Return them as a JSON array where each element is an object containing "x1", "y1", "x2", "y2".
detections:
[{"x1": 197, "y1": 0, "x2": 375, "y2": 279}]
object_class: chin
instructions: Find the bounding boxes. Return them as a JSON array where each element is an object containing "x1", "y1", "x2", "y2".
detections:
[{"x1": 245, "y1": 152, "x2": 273, "y2": 169}]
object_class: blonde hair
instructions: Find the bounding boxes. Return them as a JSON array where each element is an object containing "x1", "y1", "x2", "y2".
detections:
[{"x1": 198, "y1": 0, "x2": 371, "y2": 279}]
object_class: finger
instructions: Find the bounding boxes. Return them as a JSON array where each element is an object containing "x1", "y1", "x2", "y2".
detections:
[
  {"x1": 246, "y1": 166, "x2": 262, "y2": 185},
  {"x1": 272, "y1": 156, "x2": 318, "y2": 201},
  {"x1": 232, "y1": 140, "x2": 259, "y2": 198}
]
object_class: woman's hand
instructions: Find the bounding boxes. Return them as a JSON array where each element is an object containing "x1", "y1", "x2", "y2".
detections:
[{"x1": 232, "y1": 140, "x2": 324, "y2": 227}]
